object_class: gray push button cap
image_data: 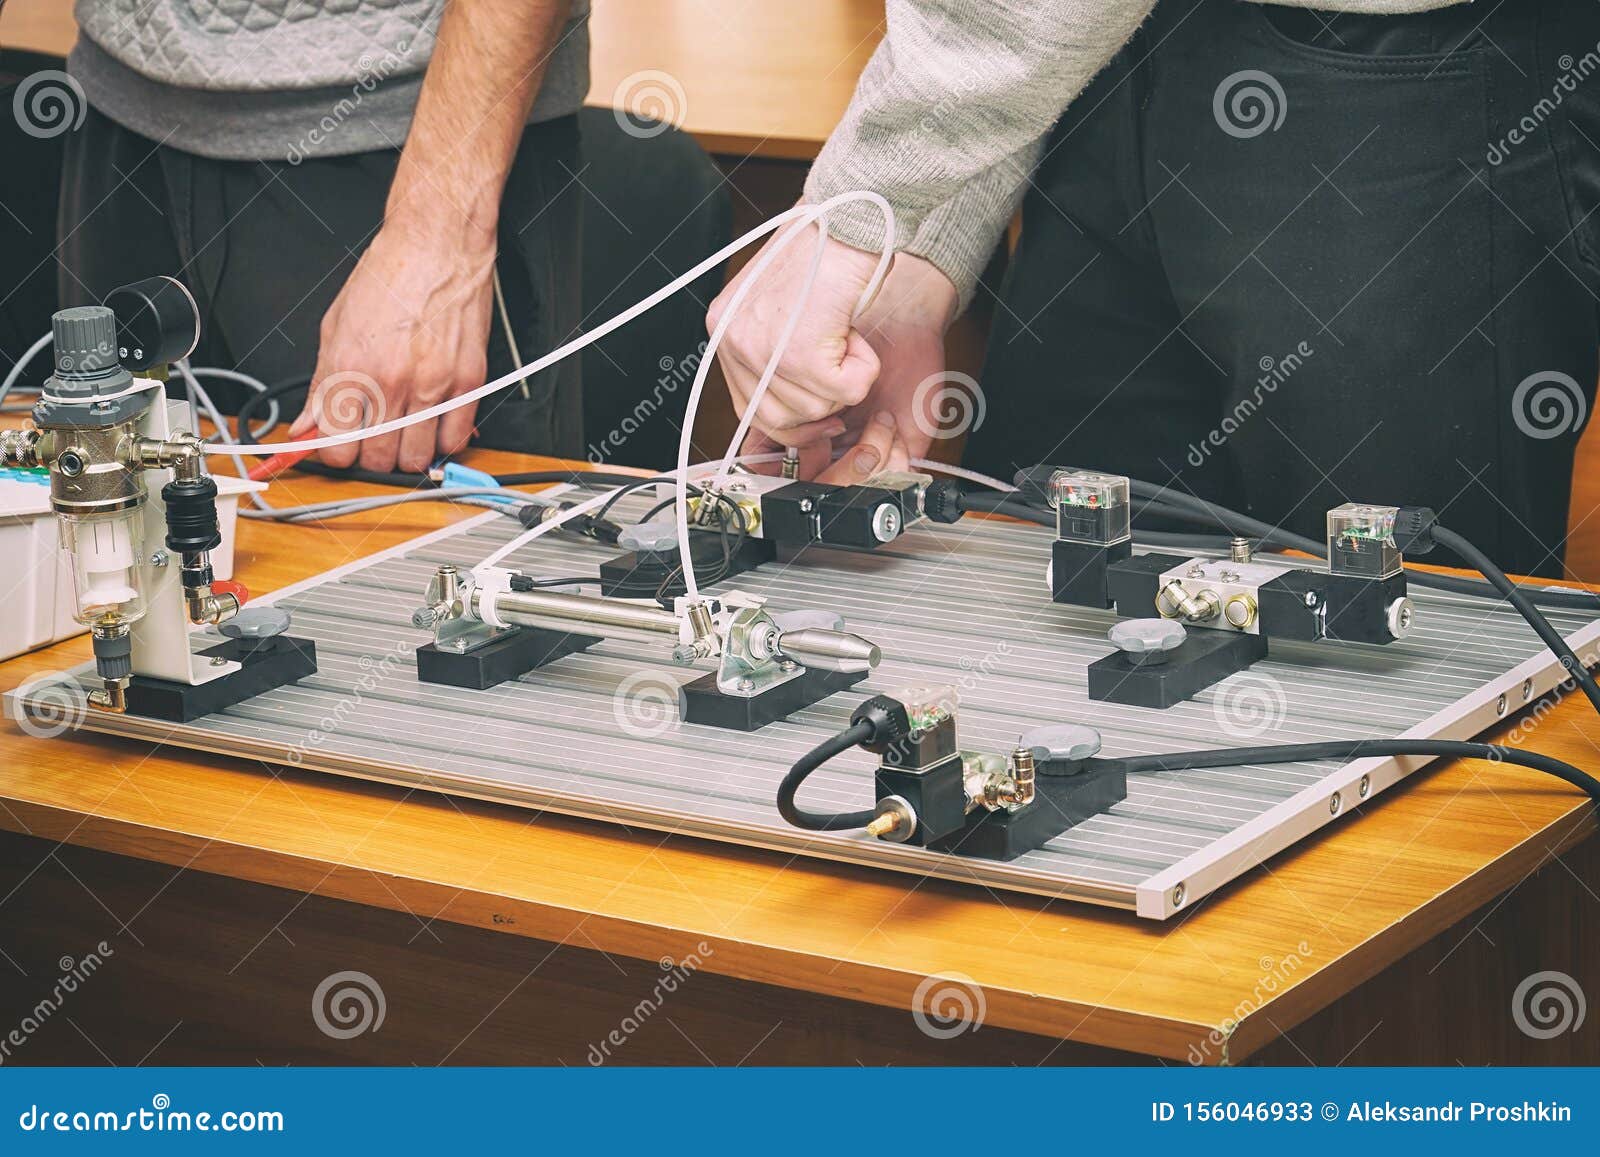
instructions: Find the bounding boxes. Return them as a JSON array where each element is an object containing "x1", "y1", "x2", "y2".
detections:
[
  {"x1": 221, "y1": 606, "x2": 291, "y2": 640},
  {"x1": 1109, "y1": 618, "x2": 1186, "y2": 665}
]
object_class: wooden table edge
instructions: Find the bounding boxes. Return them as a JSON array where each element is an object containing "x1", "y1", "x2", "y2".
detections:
[
  {"x1": 0, "y1": 795, "x2": 1229, "y2": 1062},
  {"x1": 1225, "y1": 805, "x2": 1597, "y2": 1062}
]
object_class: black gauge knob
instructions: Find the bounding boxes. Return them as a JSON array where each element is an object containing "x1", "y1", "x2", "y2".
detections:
[{"x1": 104, "y1": 276, "x2": 200, "y2": 371}]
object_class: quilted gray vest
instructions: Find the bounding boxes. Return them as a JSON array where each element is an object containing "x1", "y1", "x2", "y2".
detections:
[{"x1": 68, "y1": 0, "x2": 589, "y2": 161}]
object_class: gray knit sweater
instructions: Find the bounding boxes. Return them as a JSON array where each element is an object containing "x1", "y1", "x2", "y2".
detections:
[
  {"x1": 805, "y1": 0, "x2": 1471, "y2": 306},
  {"x1": 69, "y1": 0, "x2": 589, "y2": 162}
]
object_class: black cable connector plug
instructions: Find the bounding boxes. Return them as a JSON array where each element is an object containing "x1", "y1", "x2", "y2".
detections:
[
  {"x1": 1393, "y1": 506, "x2": 1438, "y2": 556},
  {"x1": 515, "y1": 503, "x2": 623, "y2": 545},
  {"x1": 1012, "y1": 466, "x2": 1057, "y2": 509},
  {"x1": 849, "y1": 694, "x2": 911, "y2": 754},
  {"x1": 922, "y1": 479, "x2": 966, "y2": 524}
]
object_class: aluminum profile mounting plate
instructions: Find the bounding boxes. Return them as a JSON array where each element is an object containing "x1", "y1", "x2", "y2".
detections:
[{"x1": 9, "y1": 487, "x2": 1599, "y2": 920}]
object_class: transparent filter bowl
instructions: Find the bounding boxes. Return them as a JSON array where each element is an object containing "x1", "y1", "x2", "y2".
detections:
[{"x1": 59, "y1": 509, "x2": 149, "y2": 626}]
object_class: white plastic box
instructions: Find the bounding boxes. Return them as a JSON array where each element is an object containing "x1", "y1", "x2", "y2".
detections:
[{"x1": 0, "y1": 465, "x2": 262, "y2": 662}]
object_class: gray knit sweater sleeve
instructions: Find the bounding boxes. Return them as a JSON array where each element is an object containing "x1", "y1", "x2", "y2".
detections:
[{"x1": 804, "y1": 0, "x2": 1157, "y2": 302}]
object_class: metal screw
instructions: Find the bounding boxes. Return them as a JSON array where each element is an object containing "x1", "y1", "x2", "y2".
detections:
[
  {"x1": 670, "y1": 644, "x2": 698, "y2": 665},
  {"x1": 1329, "y1": 792, "x2": 1343, "y2": 815},
  {"x1": 149, "y1": 550, "x2": 169, "y2": 568},
  {"x1": 411, "y1": 607, "x2": 438, "y2": 629},
  {"x1": 1171, "y1": 883, "x2": 1186, "y2": 907},
  {"x1": 1303, "y1": 591, "x2": 1319, "y2": 607},
  {"x1": 210, "y1": 655, "x2": 228, "y2": 666},
  {"x1": 1522, "y1": 678, "x2": 1533, "y2": 702},
  {"x1": 1496, "y1": 693, "x2": 1508, "y2": 715},
  {"x1": 736, "y1": 677, "x2": 755, "y2": 692},
  {"x1": 1358, "y1": 774, "x2": 1371, "y2": 799},
  {"x1": 1219, "y1": 569, "x2": 1239, "y2": 583}
]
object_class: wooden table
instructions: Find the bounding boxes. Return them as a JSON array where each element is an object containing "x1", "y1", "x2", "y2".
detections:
[
  {"x1": 1, "y1": 0, "x2": 882, "y2": 161},
  {"x1": 1, "y1": 451, "x2": 1596, "y2": 1066}
]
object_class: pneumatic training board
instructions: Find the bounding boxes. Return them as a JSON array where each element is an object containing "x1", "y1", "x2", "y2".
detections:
[{"x1": 12, "y1": 488, "x2": 1597, "y2": 919}]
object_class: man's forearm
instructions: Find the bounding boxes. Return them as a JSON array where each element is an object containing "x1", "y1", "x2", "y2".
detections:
[
  {"x1": 806, "y1": 1, "x2": 1155, "y2": 294},
  {"x1": 386, "y1": 0, "x2": 572, "y2": 242}
]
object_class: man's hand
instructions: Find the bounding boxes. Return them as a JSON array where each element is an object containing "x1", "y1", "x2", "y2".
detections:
[
  {"x1": 292, "y1": 219, "x2": 495, "y2": 472},
  {"x1": 709, "y1": 226, "x2": 882, "y2": 458},
  {"x1": 710, "y1": 231, "x2": 958, "y2": 480},
  {"x1": 286, "y1": 0, "x2": 569, "y2": 474}
]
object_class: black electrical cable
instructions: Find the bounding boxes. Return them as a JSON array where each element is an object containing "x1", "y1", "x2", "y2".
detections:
[
  {"x1": 515, "y1": 576, "x2": 601, "y2": 589},
  {"x1": 782, "y1": 727, "x2": 1600, "y2": 838},
  {"x1": 654, "y1": 492, "x2": 750, "y2": 599},
  {"x1": 1431, "y1": 525, "x2": 1600, "y2": 715},
  {"x1": 776, "y1": 720, "x2": 878, "y2": 831},
  {"x1": 1126, "y1": 481, "x2": 1600, "y2": 610},
  {"x1": 1082, "y1": 739, "x2": 1600, "y2": 805},
  {"x1": 957, "y1": 490, "x2": 1311, "y2": 556},
  {"x1": 1010, "y1": 467, "x2": 1600, "y2": 611},
  {"x1": 954, "y1": 491, "x2": 1053, "y2": 526}
]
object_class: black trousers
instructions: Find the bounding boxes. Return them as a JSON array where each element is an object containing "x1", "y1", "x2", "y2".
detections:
[
  {"x1": 57, "y1": 107, "x2": 585, "y2": 457},
  {"x1": 967, "y1": 0, "x2": 1600, "y2": 576}
]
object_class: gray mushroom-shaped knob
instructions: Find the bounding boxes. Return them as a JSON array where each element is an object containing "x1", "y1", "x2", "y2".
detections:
[
  {"x1": 1018, "y1": 723, "x2": 1103, "y2": 774},
  {"x1": 617, "y1": 519, "x2": 679, "y2": 554},
  {"x1": 221, "y1": 606, "x2": 291, "y2": 639},
  {"x1": 1109, "y1": 618, "x2": 1186, "y2": 666},
  {"x1": 220, "y1": 605, "x2": 291, "y2": 653}
]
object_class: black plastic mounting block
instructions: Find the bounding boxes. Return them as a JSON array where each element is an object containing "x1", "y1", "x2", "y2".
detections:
[
  {"x1": 929, "y1": 763, "x2": 1128, "y2": 861},
  {"x1": 599, "y1": 533, "x2": 776, "y2": 599},
  {"x1": 124, "y1": 635, "x2": 317, "y2": 723},
  {"x1": 415, "y1": 627, "x2": 599, "y2": 691},
  {"x1": 678, "y1": 666, "x2": 868, "y2": 731},
  {"x1": 1087, "y1": 630, "x2": 1267, "y2": 709}
]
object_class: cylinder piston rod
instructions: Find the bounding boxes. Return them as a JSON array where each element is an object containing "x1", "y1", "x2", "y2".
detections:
[
  {"x1": 463, "y1": 585, "x2": 880, "y2": 674},
  {"x1": 471, "y1": 587, "x2": 680, "y2": 646}
]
